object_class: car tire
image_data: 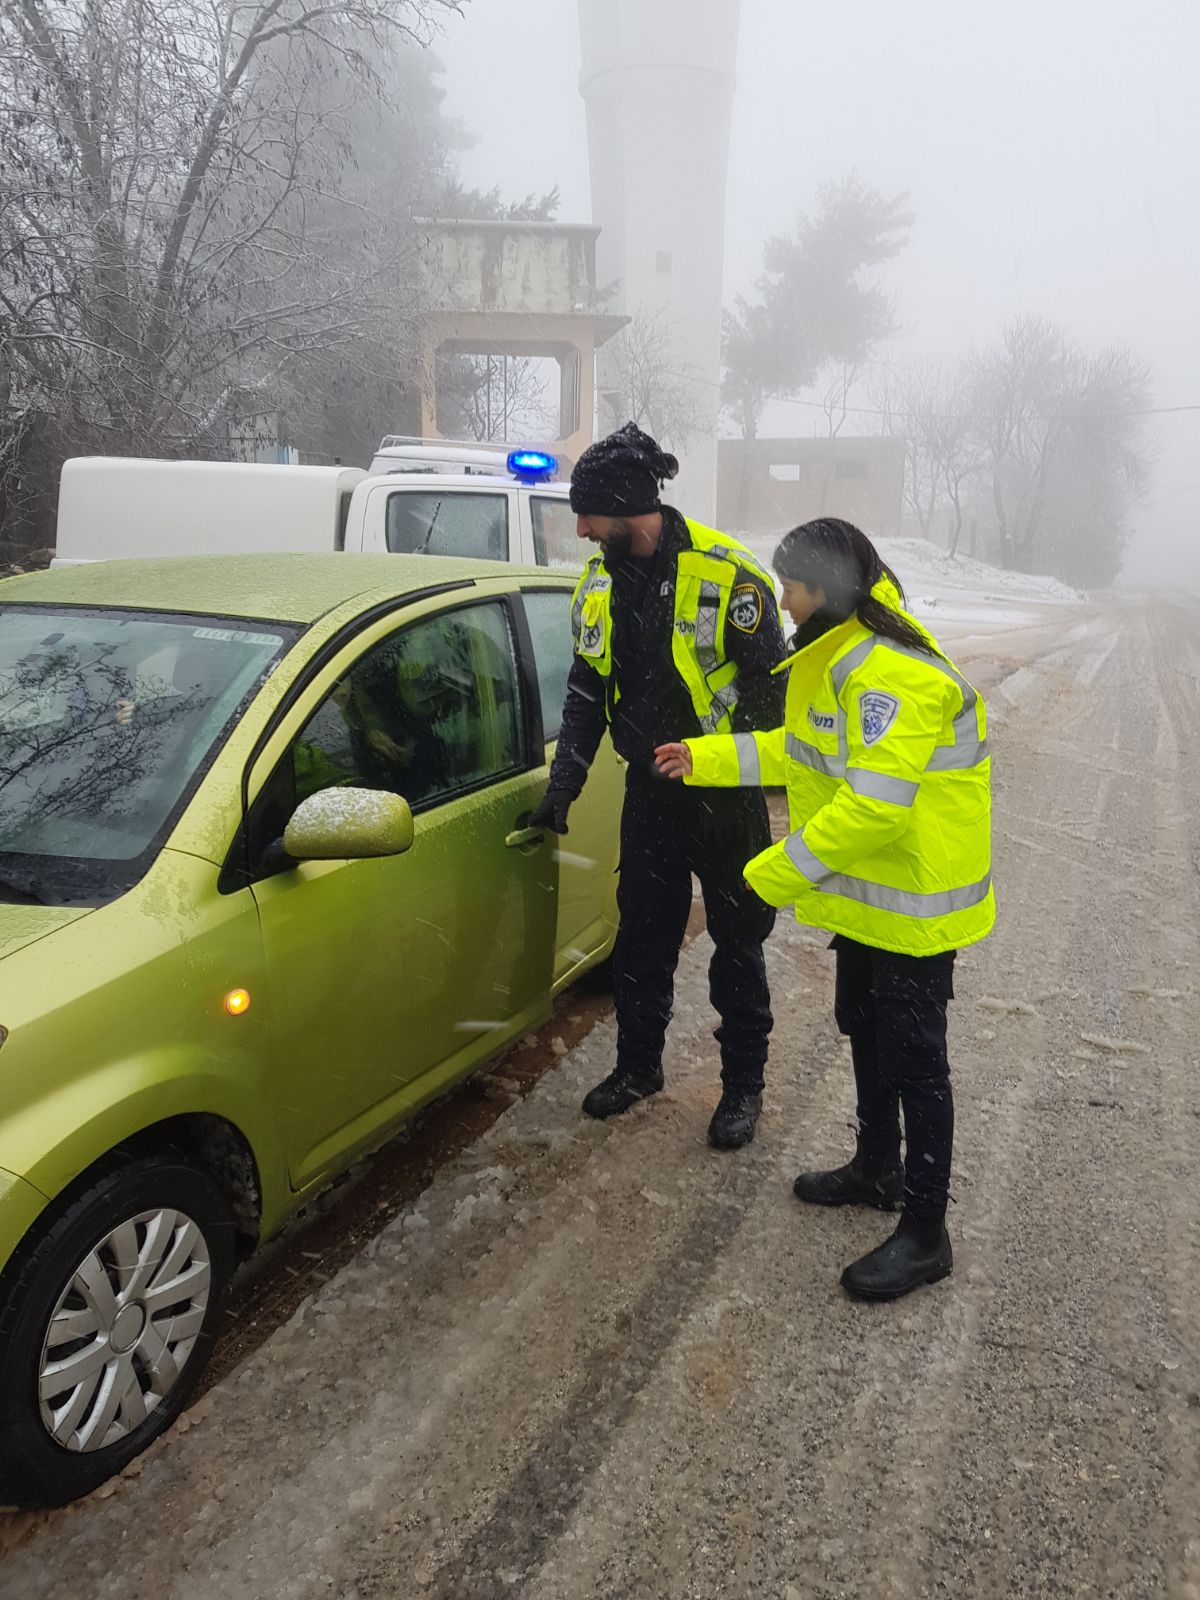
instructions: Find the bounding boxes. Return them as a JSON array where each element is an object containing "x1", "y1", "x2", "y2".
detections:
[{"x1": 0, "y1": 1155, "x2": 236, "y2": 1508}]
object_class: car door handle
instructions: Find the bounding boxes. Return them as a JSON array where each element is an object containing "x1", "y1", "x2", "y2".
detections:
[{"x1": 505, "y1": 824, "x2": 545, "y2": 849}]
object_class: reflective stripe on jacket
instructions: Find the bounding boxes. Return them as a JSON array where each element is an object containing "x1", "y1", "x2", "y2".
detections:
[
  {"x1": 570, "y1": 519, "x2": 780, "y2": 736},
  {"x1": 683, "y1": 577, "x2": 995, "y2": 956}
]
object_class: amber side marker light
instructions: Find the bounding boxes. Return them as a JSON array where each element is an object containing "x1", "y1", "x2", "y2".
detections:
[{"x1": 223, "y1": 989, "x2": 251, "y2": 1017}]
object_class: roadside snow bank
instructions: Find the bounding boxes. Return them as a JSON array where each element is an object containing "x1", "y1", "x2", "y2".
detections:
[
  {"x1": 744, "y1": 530, "x2": 1084, "y2": 616},
  {"x1": 873, "y1": 537, "x2": 1085, "y2": 608}
]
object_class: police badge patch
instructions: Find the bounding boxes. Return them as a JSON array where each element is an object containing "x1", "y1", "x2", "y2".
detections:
[
  {"x1": 859, "y1": 690, "x2": 901, "y2": 745},
  {"x1": 579, "y1": 620, "x2": 605, "y2": 657},
  {"x1": 728, "y1": 583, "x2": 763, "y2": 634}
]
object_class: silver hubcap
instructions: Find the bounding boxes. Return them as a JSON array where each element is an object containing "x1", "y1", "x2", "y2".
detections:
[{"x1": 38, "y1": 1207, "x2": 211, "y2": 1453}]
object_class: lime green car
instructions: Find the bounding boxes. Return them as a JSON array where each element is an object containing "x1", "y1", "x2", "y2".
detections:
[{"x1": 0, "y1": 553, "x2": 620, "y2": 1506}]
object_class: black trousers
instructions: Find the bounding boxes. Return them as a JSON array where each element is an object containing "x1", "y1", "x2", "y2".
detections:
[
  {"x1": 832, "y1": 936, "x2": 956, "y2": 1221},
  {"x1": 612, "y1": 764, "x2": 776, "y2": 1092}
]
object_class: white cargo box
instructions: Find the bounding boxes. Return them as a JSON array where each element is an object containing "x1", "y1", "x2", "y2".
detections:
[{"x1": 53, "y1": 458, "x2": 367, "y2": 565}]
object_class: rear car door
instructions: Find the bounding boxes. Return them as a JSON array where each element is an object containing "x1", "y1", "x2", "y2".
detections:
[
  {"x1": 246, "y1": 591, "x2": 556, "y2": 1189},
  {"x1": 520, "y1": 587, "x2": 622, "y2": 988}
]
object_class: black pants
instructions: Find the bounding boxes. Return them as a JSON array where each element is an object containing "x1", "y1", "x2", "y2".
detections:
[
  {"x1": 833, "y1": 936, "x2": 956, "y2": 1221},
  {"x1": 612, "y1": 764, "x2": 776, "y2": 1092}
]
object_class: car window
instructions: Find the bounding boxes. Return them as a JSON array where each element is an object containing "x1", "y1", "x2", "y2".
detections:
[
  {"x1": 522, "y1": 589, "x2": 574, "y2": 743},
  {"x1": 0, "y1": 606, "x2": 293, "y2": 904},
  {"x1": 530, "y1": 496, "x2": 579, "y2": 569},
  {"x1": 289, "y1": 601, "x2": 523, "y2": 815},
  {"x1": 385, "y1": 490, "x2": 509, "y2": 560}
]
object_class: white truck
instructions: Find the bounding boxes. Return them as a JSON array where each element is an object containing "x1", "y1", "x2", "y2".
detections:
[{"x1": 52, "y1": 440, "x2": 581, "y2": 570}]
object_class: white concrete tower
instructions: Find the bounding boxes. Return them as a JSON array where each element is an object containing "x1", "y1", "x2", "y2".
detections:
[{"x1": 577, "y1": 0, "x2": 740, "y2": 523}]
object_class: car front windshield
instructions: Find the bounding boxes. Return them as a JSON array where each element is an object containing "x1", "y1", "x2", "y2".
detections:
[{"x1": 0, "y1": 606, "x2": 293, "y2": 905}]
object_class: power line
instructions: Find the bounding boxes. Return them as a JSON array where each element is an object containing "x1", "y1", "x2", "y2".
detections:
[
  {"x1": 760, "y1": 395, "x2": 1200, "y2": 423},
  {"x1": 666, "y1": 369, "x2": 1200, "y2": 425}
]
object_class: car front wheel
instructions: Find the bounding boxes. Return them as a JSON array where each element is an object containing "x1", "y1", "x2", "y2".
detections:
[{"x1": 0, "y1": 1155, "x2": 235, "y2": 1508}]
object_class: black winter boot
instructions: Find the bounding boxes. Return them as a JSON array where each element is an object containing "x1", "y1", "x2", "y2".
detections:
[
  {"x1": 792, "y1": 1154, "x2": 904, "y2": 1211},
  {"x1": 707, "y1": 1089, "x2": 762, "y2": 1150},
  {"x1": 582, "y1": 1067, "x2": 664, "y2": 1121},
  {"x1": 840, "y1": 1211, "x2": 953, "y2": 1302}
]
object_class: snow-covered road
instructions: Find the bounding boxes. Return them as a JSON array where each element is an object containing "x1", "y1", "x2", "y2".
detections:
[{"x1": 5, "y1": 589, "x2": 1200, "y2": 1600}]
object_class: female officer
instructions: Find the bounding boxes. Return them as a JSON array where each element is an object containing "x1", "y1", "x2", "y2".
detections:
[{"x1": 654, "y1": 518, "x2": 995, "y2": 1301}]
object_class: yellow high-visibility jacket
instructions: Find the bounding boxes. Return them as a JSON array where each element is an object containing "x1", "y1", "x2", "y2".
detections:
[
  {"x1": 570, "y1": 519, "x2": 780, "y2": 735},
  {"x1": 683, "y1": 577, "x2": 995, "y2": 956}
]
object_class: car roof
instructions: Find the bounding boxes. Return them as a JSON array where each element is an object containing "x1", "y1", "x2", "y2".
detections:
[
  {"x1": 0, "y1": 553, "x2": 574, "y2": 626},
  {"x1": 365, "y1": 468, "x2": 569, "y2": 490}
]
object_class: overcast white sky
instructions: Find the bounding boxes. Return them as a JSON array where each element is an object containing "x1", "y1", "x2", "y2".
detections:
[{"x1": 435, "y1": 0, "x2": 1199, "y2": 582}]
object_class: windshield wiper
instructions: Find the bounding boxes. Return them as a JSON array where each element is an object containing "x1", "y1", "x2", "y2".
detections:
[{"x1": 416, "y1": 499, "x2": 445, "y2": 555}]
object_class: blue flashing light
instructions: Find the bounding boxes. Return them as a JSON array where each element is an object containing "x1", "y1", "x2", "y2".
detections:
[{"x1": 507, "y1": 448, "x2": 558, "y2": 483}]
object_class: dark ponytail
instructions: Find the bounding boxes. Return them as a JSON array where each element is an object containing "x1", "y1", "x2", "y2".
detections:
[{"x1": 772, "y1": 518, "x2": 937, "y2": 657}]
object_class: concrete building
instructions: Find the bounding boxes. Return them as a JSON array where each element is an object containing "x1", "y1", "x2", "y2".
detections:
[
  {"x1": 716, "y1": 436, "x2": 906, "y2": 540},
  {"x1": 577, "y1": 0, "x2": 741, "y2": 522},
  {"x1": 416, "y1": 220, "x2": 626, "y2": 469}
]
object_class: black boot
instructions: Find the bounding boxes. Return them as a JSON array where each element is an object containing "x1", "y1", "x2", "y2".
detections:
[
  {"x1": 582, "y1": 1066, "x2": 664, "y2": 1121},
  {"x1": 840, "y1": 1211, "x2": 953, "y2": 1301},
  {"x1": 707, "y1": 1089, "x2": 762, "y2": 1150},
  {"x1": 792, "y1": 1153, "x2": 903, "y2": 1211}
]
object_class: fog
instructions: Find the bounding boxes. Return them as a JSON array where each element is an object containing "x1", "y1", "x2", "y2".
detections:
[{"x1": 438, "y1": 0, "x2": 1199, "y2": 589}]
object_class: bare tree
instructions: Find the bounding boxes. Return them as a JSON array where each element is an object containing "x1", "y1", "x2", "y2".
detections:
[
  {"x1": 281, "y1": 46, "x2": 467, "y2": 465},
  {"x1": 939, "y1": 396, "x2": 985, "y2": 559},
  {"x1": 0, "y1": 0, "x2": 460, "y2": 548},
  {"x1": 439, "y1": 353, "x2": 556, "y2": 444},
  {"x1": 602, "y1": 304, "x2": 704, "y2": 451},
  {"x1": 812, "y1": 360, "x2": 860, "y2": 516},
  {"x1": 874, "y1": 365, "x2": 948, "y2": 541},
  {"x1": 874, "y1": 362, "x2": 987, "y2": 555},
  {"x1": 967, "y1": 318, "x2": 1070, "y2": 571},
  {"x1": 969, "y1": 317, "x2": 1152, "y2": 583},
  {"x1": 819, "y1": 362, "x2": 860, "y2": 442}
]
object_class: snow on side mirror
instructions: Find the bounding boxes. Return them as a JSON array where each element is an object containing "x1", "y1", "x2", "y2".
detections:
[{"x1": 284, "y1": 788, "x2": 415, "y2": 862}]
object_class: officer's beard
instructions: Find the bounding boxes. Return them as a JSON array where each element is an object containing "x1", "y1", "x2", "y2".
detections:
[{"x1": 600, "y1": 521, "x2": 637, "y2": 568}]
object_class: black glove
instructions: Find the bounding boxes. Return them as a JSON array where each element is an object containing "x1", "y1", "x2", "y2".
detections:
[{"x1": 528, "y1": 787, "x2": 573, "y2": 835}]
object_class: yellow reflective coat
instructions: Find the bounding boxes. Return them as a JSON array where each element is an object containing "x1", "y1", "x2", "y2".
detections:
[
  {"x1": 570, "y1": 520, "x2": 780, "y2": 735},
  {"x1": 683, "y1": 579, "x2": 995, "y2": 956}
]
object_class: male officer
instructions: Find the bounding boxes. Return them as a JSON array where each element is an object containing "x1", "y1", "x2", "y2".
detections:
[{"x1": 530, "y1": 423, "x2": 785, "y2": 1148}]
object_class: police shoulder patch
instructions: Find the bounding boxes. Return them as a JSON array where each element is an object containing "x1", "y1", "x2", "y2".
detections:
[
  {"x1": 728, "y1": 583, "x2": 763, "y2": 634},
  {"x1": 579, "y1": 620, "x2": 605, "y2": 657},
  {"x1": 859, "y1": 690, "x2": 901, "y2": 745}
]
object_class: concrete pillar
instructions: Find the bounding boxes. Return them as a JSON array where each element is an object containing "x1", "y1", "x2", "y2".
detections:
[{"x1": 578, "y1": 0, "x2": 740, "y2": 525}]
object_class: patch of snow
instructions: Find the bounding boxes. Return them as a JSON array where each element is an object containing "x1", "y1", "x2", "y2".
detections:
[
  {"x1": 995, "y1": 667, "x2": 1047, "y2": 708},
  {"x1": 874, "y1": 537, "x2": 1085, "y2": 607},
  {"x1": 747, "y1": 530, "x2": 1086, "y2": 627},
  {"x1": 978, "y1": 996, "x2": 1039, "y2": 1017},
  {"x1": 1079, "y1": 1032, "x2": 1152, "y2": 1057},
  {"x1": 905, "y1": 600, "x2": 1039, "y2": 629},
  {"x1": 755, "y1": 537, "x2": 1094, "y2": 611}
]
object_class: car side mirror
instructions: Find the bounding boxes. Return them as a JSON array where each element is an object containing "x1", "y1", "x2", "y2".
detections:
[
  {"x1": 283, "y1": 787, "x2": 415, "y2": 862},
  {"x1": 260, "y1": 837, "x2": 298, "y2": 879}
]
